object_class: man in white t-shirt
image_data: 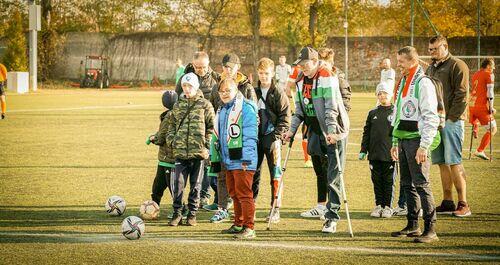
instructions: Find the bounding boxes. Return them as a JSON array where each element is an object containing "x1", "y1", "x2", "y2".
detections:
[
  {"x1": 380, "y1": 58, "x2": 396, "y2": 90},
  {"x1": 275, "y1": 56, "x2": 292, "y2": 94}
]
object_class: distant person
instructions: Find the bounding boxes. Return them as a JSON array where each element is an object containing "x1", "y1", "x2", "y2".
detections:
[
  {"x1": 359, "y1": 82, "x2": 395, "y2": 218},
  {"x1": 0, "y1": 62, "x2": 7, "y2": 119},
  {"x1": 166, "y1": 73, "x2": 215, "y2": 227},
  {"x1": 174, "y1": 59, "x2": 185, "y2": 85},
  {"x1": 275, "y1": 56, "x2": 292, "y2": 93},
  {"x1": 380, "y1": 58, "x2": 396, "y2": 91},
  {"x1": 390, "y1": 46, "x2": 439, "y2": 243},
  {"x1": 469, "y1": 58, "x2": 496, "y2": 160},
  {"x1": 426, "y1": 35, "x2": 471, "y2": 217}
]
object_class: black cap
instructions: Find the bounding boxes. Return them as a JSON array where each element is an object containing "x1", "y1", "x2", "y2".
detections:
[
  {"x1": 222, "y1": 53, "x2": 240, "y2": 67},
  {"x1": 293, "y1": 47, "x2": 318, "y2": 65},
  {"x1": 162, "y1": 90, "x2": 178, "y2": 109}
]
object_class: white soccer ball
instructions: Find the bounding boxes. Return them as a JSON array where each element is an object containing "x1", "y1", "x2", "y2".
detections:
[
  {"x1": 139, "y1": 200, "x2": 160, "y2": 220},
  {"x1": 105, "y1": 195, "x2": 126, "y2": 216},
  {"x1": 121, "y1": 216, "x2": 145, "y2": 240}
]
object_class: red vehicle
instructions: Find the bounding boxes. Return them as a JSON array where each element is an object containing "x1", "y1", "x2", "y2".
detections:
[{"x1": 80, "y1": 55, "x2": 110, "y2": 88}]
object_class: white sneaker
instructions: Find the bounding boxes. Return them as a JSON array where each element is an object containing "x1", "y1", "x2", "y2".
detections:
[
  {"x1": 392, "y1": 206, "x2": 408, "y2": 216},
  {"x1": 474, "y1": 151, "x2": 489, "y2": 160},
  {"x1": 370, "y1": 205, "x2": 382, "y2": 218},
  {"x1": 300, "y1": 205, "x2": 326, "y2": 218},
  {"x1": 381, "y1": 206, "x2": 393, "y2": 218},
  {"x1": 266, "y1": 208, "x2": 280, "y2": 224},
  {"x1": 321, "y1": 219, "x2": 337, "y2": 233}
]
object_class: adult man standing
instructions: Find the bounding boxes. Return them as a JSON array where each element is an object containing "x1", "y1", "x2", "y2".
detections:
[
  {"x1": 469, "y1": 58, "x2": 496, "y2": 160},
  {"x1": 380, "y1": 58, "x2": 396, "y2": 91},
  {"x1": 390, "y1": 46, "x2": 440, "y2": 243},
  {"x1": 283, "y1": 47, "x2": 350, "y2": 233},
  {"x1": 426, "y1": 35, "x2": 471, "y2": 217},
  {"x1": 275, "y1": 56, "x2": 292, "y2": 95},
  {"x1": 175, "y1": 51, "x2": 220, "y2": 207}
]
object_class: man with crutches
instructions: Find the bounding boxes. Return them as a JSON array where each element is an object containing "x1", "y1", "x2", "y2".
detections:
[
  {"x1": 283, "y1": 47, "x2": 351, "y2": 235},
  {"x1": 469, "y1": 58, "x2": 496, "y2": 161}
]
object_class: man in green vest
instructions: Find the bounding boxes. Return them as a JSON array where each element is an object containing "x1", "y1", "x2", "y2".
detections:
[{"x1": 390, "y1": 46, "x2": 440, "y2": 243}]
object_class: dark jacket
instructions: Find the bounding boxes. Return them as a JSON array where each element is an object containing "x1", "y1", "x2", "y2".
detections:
[
  {"x1": 210, "y1": 72, "x2": 257, "y2": 111},
  {"x1": 425, "y1": 54, "x2": 469, "y2": 122},
  {"x1": 361, "y1": 104, "x2": 394, "y2": 162},
  {"x1": 153, "y1": 110, "x2": 175, "y2": 163},
  {"x1": 255, "y1": 80, "x2": 291, "y2": 143},
  {"x1": 332, "y1": 66, "x2": 352, "y2": 112},
  {"x1": 167, "y1": 90, "x2": 215, "y2": 160},
  {"x1": 175, "y1": 63, "x2": 221, "y2": 100}
]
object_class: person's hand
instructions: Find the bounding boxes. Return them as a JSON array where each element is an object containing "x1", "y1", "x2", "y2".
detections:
[
  {"x1": 282, "y1": 131, "x2": 293, "y2": 142},
  {"x1": 242, "y1": 162, "x2": 248, "y2": 171},
  {"x1": 326, "y1": 134, "x2": 337, "y2": 145},
  {"x1": 390, "y1": 146, "x2": 399, "y2": 161},
  {"x1": 358, "y1": 152, "x2": 367, "y2": 160},
  {"x1": 415, "y1": 147, "x2": 428, "y2": 164}
]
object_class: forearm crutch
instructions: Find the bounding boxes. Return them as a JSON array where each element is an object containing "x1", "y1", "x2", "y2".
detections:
[{"x1": 334, "y1": 146, "x2": 354, "y2": 238}]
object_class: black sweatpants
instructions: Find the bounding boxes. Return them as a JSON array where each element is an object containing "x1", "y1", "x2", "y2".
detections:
[
  {"x1": 172, "y1": 159, "x2": 204, "y2": 214},
  {"x1": 369, "y1": 160, "x2": 395, "y2": 208},
  {"x1": 311, "y1": 155, "x2": 328, "y2": 203},
  {"x1": 151, "y1": 164, "x2": 175, "y2": 206},
  {"x1": 252, "y1": 135, "x2": 282, "y2": 207}
]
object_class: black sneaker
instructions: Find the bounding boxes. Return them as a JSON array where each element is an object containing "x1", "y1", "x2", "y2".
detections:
[
  {"x1": 168, "y1": 212, "x2": 183, "y2": 226},
  {"x1": 1, "y1": 113, "x2": 4, "y2": 119},
  {"x1": 436, "y1": 200, "x2": 455, "y2": 215},
  {"x1": 391, "y1": 220, "x2": 421, "y2": 237},
  {"x1": 185, "y1": 214, "x2": 197, "y2": 226},
  {"x1": 414, "y1": 222, "x2": 439, "y2": 243}
]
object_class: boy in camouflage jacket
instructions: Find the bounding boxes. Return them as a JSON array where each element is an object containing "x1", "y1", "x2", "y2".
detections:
[{"x1": 166, "y1": 73, "x2": 215, "y2": 226}]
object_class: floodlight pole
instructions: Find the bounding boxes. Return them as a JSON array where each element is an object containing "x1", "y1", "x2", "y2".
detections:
[
  {"x1": 410, "y1": 0, "x2": 414, "y2": 46},
  {"x1": 343, "y1": 0, "x2": 348, "y2": 81},
  {"x1": 477, "y1": 0, "x2": 481, "y2": 70},
  {"x1": 28, "y1": 0, "x2": 41, "y2": 92}
]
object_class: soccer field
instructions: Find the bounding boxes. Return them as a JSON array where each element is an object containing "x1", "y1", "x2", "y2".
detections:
[{"x1": 0, "y1": 89, "x2": 499, "y2": 264}]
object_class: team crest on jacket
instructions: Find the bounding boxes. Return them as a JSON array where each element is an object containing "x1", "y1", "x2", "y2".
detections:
[
  {"x1": 402, "y1": 101, "x2": 417, "y2": 118},
  {"x1": 229, "y1": 124, "x2": 241, "y2": 138}
]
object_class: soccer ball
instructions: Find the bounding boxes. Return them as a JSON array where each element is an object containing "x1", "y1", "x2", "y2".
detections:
[
  {"x1": 105, "y1": 195, "x2": 126, "y2": 216},
  {"x1": 139, "y1": 200, "x2": 160, "y2": 220},
  {"x1": 121, "y1": 216, "x2": 145, "y2": 240}
]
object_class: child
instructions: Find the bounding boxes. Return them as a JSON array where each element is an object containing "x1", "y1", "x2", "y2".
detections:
[
  {"x1": 253, "y1": 57, "x2": 290, "y2": 223},
  {"x1": 210, "y1": 78, "x2": 258, "y2": 239},
  {"x1": 166, "y1": 72, "x2": 215, "y2": 226},
  {"x1": 147, "y1": 90, "x2": 178, "y2": 206},
  {"x1": 359, "y1": 82, "x2": 396, "y2": 218}
]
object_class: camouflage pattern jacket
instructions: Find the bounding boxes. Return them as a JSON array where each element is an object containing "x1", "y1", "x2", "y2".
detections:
[
  {"x1": 153, "y1": 110, "x2": 175, "y2": 164},
  {"x1": 167, "y1": 90, "x2": 215, "y2": 160}
]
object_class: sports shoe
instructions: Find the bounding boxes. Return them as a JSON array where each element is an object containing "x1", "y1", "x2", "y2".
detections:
[
  {"x1": 300, "y1": 205, "x2": 326, "y2": 218},
  {"x1": 391, "y1": 220, "x2": 421, "y2": 237},
  {"x1": 304, "y1": 160, "x2": 313, "y2": 168},
  {"x1": 436, "y1": 200, "x2": 455, "y2": 215},
  {"x1": 266, "y1": 208, "x2": 280, "y2": 224},
  {"x1": 1, "y1": 113, "x2": 4, "y2": 119},
  {"x1": 381, "y1": 206, "x2": 393, "y2": 218},
  {"x1": 392, "y1": 206, "x2": 408, "y2": 216},
  {"x1": 221, "y1": 225, "x2": 243, "y2": 234},
  {"x1": 210, "y1": 209, "x2": 229, "y2": 223},
  {"x1": 203, "y1": 203, "x2": 218, "y2": 212},
  {"x1": 474, "y1": 151, "x2": 489, "y2": 160},
  {"x1": 370, "y1": 205, "x2": 382, "y2": 218},
  {"x1": 453, "y1": 201, "x2": 471, "y2": 217},
  {"x1": 234, "y1": 227, "x2": 256, "y2": 239},
  {"x1": 185, "y1": 214, "x2": 197, "y2": 226},
  {"x1": 168, "y1": 212, "x2": 183, "y2": 226},
  {"x1": 321, "y1": 219, "x2": 337, "y2": 233},
  {"x1": 414, "y1": 222, "x2": 438, "y2": 243}
]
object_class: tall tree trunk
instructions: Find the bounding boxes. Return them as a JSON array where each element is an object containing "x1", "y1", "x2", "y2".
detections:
[
  {"x1": 246, "y1": 0, "x2": 260, "y2": 84},
  {"x1": 309, "y1": 0, "x2": 320, "y2": 47}
]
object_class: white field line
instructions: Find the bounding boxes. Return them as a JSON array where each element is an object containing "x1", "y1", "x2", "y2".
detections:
[
  {"x1": 9, "y1": 104, "x2": 160, "y2": 113},
  {"x1": 0, "y1": 231, "x2": 498, "y2": 261}
]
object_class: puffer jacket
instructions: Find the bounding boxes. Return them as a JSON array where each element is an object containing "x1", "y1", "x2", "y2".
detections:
[
  {"x1": 167, "y1": 90, "x2": 215, "y2": 160},
  {"x1": 210, "y1": 72, "x2": 257, "y2": 111},
  {"x1": 217, "y1": 96, "x2": 258, "y2": 171},
  {"x1": 153, "y1": 110, "x2": 175, "y2": 164}
]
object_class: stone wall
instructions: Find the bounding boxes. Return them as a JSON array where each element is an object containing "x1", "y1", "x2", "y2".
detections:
[{"x1": 46, "y1": 33, "x2": 500, "y2": 86}]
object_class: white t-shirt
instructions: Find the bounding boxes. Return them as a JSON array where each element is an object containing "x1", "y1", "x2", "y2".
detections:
[
  {"x1": 380, "y1": 68, "x2": 396, "y2": 89},
  {"x1": 275, "y1": 64, "x2": 292, "y2": 84},
  {"x1": 258, "y1": 87, "x2": 269, "y2": 110}
]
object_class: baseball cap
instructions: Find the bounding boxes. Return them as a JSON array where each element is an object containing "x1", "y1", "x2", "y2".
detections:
[
  {"x1": 293, "y1": 47, "x2": 319, "y2": 65},
  {"x1": 222, "y1": 53, "x2": 240, "y2": 68},
  {"x1": 181, "y1": 72, "x2": 200, "y2": 90}
]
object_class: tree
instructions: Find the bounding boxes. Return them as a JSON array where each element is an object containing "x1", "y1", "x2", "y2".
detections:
[
  {"x1": 3, "y1": 9, "x2": 28, "y2": 71},
  {"x1": 245, "y1": 0, "x2": 260, "y2": 74}
]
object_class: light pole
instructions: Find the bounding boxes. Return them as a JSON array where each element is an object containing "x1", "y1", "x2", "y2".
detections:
[{"x1": 28, "y1": 0, "x2": 41, "y2": 91}]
